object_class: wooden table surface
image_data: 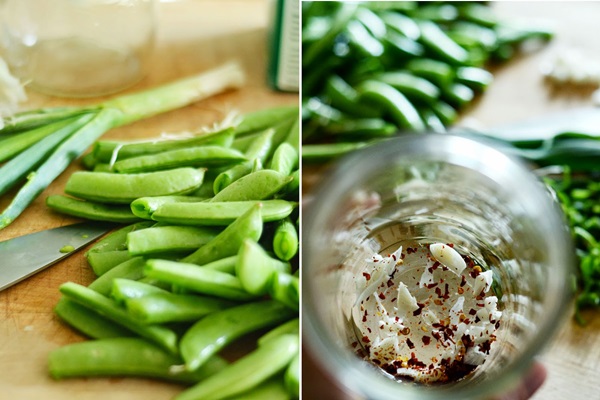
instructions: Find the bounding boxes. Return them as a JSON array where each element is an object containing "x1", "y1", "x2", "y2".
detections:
[
  {"x1": 303, "y1": 2, "x2": 600, "y2": 400},
  {"x1": 0, "y1": 1, "x2": 297, "y2": 399}
]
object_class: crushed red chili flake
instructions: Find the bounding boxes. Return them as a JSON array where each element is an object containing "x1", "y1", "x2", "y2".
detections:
[
  {"x1": 469, "y1": 308, "x2": 477, "y2": 316},
  {"x1": 378, "y1": 292, "x2": 386, "y2": 300},
  {"x1": 460, "y1": 275, "x2": 467, "y2": 287},
  {"x1": 362, "y1": 335, "x2": 370, "y2": 343},
  {"x1": 363, "y1": 272, "x2": 371, "y2": 281},
  {"x1": 406, "y1": 338, "x2": 415, "y2": 349},
  {"x1": 426, "y1": 282, "x2": 439, "y2": 289},
  {"x1": 351, "y1": 341, "x2": 358, "y2": 348},
  {"x1": 387, "y1": 279, "x2": 394, "y2": 287},
  {"x1": 407, "y1": 247, "x2": 417, "y2": 254},
  {"x1": 422, "y1": 335, "x2": 431, "y2": 345}
]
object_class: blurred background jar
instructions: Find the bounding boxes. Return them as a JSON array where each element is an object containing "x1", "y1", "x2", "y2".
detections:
[{"x1": 0, "y1": 0, "x2": 156, "y2": 98}]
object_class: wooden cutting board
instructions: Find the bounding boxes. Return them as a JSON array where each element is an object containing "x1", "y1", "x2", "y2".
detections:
[
  {"x1": 303, "y1": 3, "x2": 600, "y2": 400},
  {"x1": 0, "y1": 1, "x2": 297, "y2": 399}
]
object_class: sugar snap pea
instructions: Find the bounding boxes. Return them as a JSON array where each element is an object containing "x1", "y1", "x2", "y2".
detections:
[
  {"x1": 113, "y1": 146, "x2": 246, "y2": 173},
  {"x1": 49, "y1": 337, "x2": 228, "y2": 384},
  {"x1": 127, "y1": 225, "x2": 220, "y2": 256},
  {"x1": 130, "y1": 195, "x2": 205, "y2": 220},
  {"x1": 65, "y1": 167, "x2": 206, "y2": 204},
  {"x1": 177, "y1": 334, "x2": 299, "y2": 400},
  {"x1": 269, "y1": 143, "x2": 298, "y2": 176},
  {"x1": 284, "y1": 352, "x2": 300, "y2": 399},
  {"x1": 151, "y1": 199, "x2": 295, "y2": 226},
  {"x1": 211, "y1": 170, "x2": 293, "y2": 202},
  {"x1": 59, "y1": 282, "x2": 178, "y2": 354},
  {"x1": 324, "y1": 75, "x2": 380, "y2": 118},
  {"x1": 46, "y1": 194, "x2": 142, "y2": 223},
  {"x1": 181, "y1": 203, "x2": 263, "y2": 265},
  {"x1": 213, "y1": 129, "x2": 274, "y2": 194},
  {"x1": 233, "y1": 106, "x2": 298, "y2": 137},
  {"x1": 179, "y1": 301, "x2": 296, "y2": 371},
  {"x1": 111, "y1": 278, "x2": 167, "y2": 305},
  {"x1": 418, "y1": 20, "x2": 469, "y2": 65},
  {"x1": 346, "y1": 19, "x2": 384, "y2": 58},
  {"x1": 405, "y1": 58, "x2": 454, "y2": 87},
  {"x1": 302, "y1": 141, "x2": 370, "y2": 163},
  {"x1": 358, "y1": 80, "x2": 425, "y2": 132},
  {"x1": 92, "y1": 127, "x2": 236, "y2": 163},
  {"x1": 145, "y1": 259, "x2": 256, "y2": 301},
  {"x1": 379, "y1": 10, "x2": 420, "y2": 40},
  {"x1": 455, "y1": 66, "x2": 494, "y2": 91},
  {"x1": 269, "y1": 272, "x2": 299, "y2": 311},
  {"x1": 88, "y1": 257, "x2": 147, "y2": 296},
  {"x1": 376, "y1": 71, "x2": 440, "y2": 105},
  {"x1": 236, "y1": 239, "x2": 291, "y2": 295},
  {"x1": 272, "y1": 218, "x2": 299, "y2": 261},
  {"x1": 257, "y1": 318, "x2": 299, "y2": 347},
  {"x1": 222, "y1": 379, "x2": 291, "y2": 400},
  {"x1": 125, "y1": 291, "x2": 235, "y2": 324},
  {"x1": 442, "y1": 82, "x2": 475, "y2": 108},
  {"x1": 87, "y1": 250, "x2": 133, "y2": 276},
  {"x1": 54, "y1": 297, "x2": 134, "y2": 339}
]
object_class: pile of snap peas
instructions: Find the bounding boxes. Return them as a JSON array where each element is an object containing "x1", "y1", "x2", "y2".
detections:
[
  {"x1": 544, "y1": 168, "x2": 600, "y2": 324},
  {"x1": 301, "y1": 1, "x2": 553, "y2": 162},
  {"x1": 46, "y1": 106, "x2": 300, "y2": 400}
]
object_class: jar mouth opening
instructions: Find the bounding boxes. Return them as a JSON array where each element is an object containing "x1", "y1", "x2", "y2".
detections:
[{"x1": 302, "y1": 133, "x2": 575, "y2": 400}]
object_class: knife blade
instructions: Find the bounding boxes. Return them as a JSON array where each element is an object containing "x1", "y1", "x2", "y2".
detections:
[{"x1": 0, "y1": 222, "x2": 113, "y2": 291}]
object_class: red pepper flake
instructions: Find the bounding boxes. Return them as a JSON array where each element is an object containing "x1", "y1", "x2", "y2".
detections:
[
  {"x1": 426, "y1": 282, "x2": 439, "y2": 289},
  {"x1": 391, "y1": 297, "x2": 397, "y2": 303},
  {"x1": 406, "y1": 338, "x2": 415, "y2": 349},
  {"x1": 362, "y1": 335, "x2": 370, "y2": 343},
  {"x1": 495, "y1": 321, "x2": 500, "y2": 329},
  {"x1": 362, "y1": 272, "x2": 371, "y2": 281},
  {"x1": 422, "y1": 335, "x2": 431, "y2": 345},
  {"x1": 460, "y1": 275, "x2": 467, "y2": 287},
  {"x1": 461, "y1": 334, "x2": 474, "y2": 348},
  {"x1": 435, "y1": 287, "x2": 443, "y2": 298},
  {"x1": 351, "y1": 341, "x2": 358, "y2": 348},
  {"x1": 387, "y1": 279, "x2": 394, "y2": 288},
  {"x1": 434, "y1": 299, "x2": 443, "y2": 306},
  {"x1": 391, "y1": 253, "x2": 397, "y2": 261},
  {"x1": 458, "y1": 287, "x2": 464, "y2": 294},
  {"x1": 432, "y1": 331, "x2": 442, "y2": 341},
  {"x1": 468, "y1": 308, "x2": 477, "y2": 316},
  {"x1": 378, "y1": 292, "x2": 386, "y2": 300},
  {"x1": 413, "y1": 302, "x2": 425, "y2": 317},
  {"x1": 395, "y1": 316, "x2": 400, "y2": 322},
  {"x1": 476, "y1": 303, "x2": 485, "y2": 308},
  {"x1": 407, "y1": 247, "x2": 417, "y2": 254},
  {"x1": 380, "y1": 324, "x2": 385, "y2": 330},
  {"x1": 400, "y1": 327, "x2": 410, "y2": 335}
]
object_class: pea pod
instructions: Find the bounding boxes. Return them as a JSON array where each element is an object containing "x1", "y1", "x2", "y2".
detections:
[
  {"x1": 87, "y1": 221, "x2": 154, "y2": 254},
  {"x1": 222, "y1": 379, "x2": 290, "y2": 400},
  {"x1": 59, "y1": 282, "x2": 178, "y2": 354},
  {"x1": 272, "y1": 218, "x2": 299, "y2": 261},
  {"x1": 88, "y1": 257, "x2": 147, "y2": 296},
  {"x1": 324, "y1": 75, "x2": 380, "y2": 118},
  {"x1": 269, "y1": 272, "x2": 300, "y2": 311},
  {"x1": 127, "y1": 225, "x2": 221, "y2": 256},
  {"x1": 125, "y1": 292, "x2": 235, "y2": 324},
  {"x1": 375, "y1": 71, "x2": 440, "y2": 105},
  {"x1": 234, "y1": 106, "x2": 298, "y2": 137},
  {"x1": 111, "y1": 278, "x2": 167, "y2": 305},
  {"x1": 177, "y1": 335, "x2": 298, "y2": 400},
  {"x1": 129, "y1": 195, "x2": 204, "y2": 220},
  {"x1": 151, "y1": 199, "x2": 295, "y2": 226},
  {"x1": 92, "y1": 127, "x2": 236, "y2": 163},
  {"x1": 145, "y1": 259, "x2": 255, "y2": 301},
  {"x1": 113, "y1": 146, "x2": 247, "y2": 173},
  {"x1": 181, "y1": 203, "x2": 263, "y2": 265},
  {"x1": 179, "y1": 301, "x2": 296, "y2": 371},
  {"x1": 49, "y1": 337, "x2": 228, "y2": 384},
  {"x1": 358, "y1": 80, "x2": 425, "y2": 132},
  {"x1": 54, "y1": 298, "x2": 134, "y2": 339},
  {"x1": 236, "y1": 239, "x2": 291, "y2": 295},
  {"x1": 87, "y1": 250, "x2": 133, "y2": 276},
  {"x1": 417, "y1": 20, "x2": 469, "y2": 65},
  {"x1": 214, "y1": 129, "x2": 274, "y2": 194},
  {"x1": 46, "y1": 195, "x2": 142, "y2": 223},
  {"x1": 268, "y1": 143, "x2": 298, "y2": 176},
  {"x1": 284, "y1": 352, "x2": 300, "y2": 399},
  {"x1": 211, "y1": 170, "x2": 292, "y2": 203},
  {"x1": 257, "y1": 318, "x2": 300, "y2": 347},
  {"x1": 65, "y1": 168, "x2": 206, "y2": 204}
]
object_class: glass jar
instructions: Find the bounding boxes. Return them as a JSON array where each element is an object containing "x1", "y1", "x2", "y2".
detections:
[
  {"x1": 0, "y1": 0, "x2": 156, "y2": 98},
  {"x1": 303, "y1": 134, "x2": 574, "y2": 399}
]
